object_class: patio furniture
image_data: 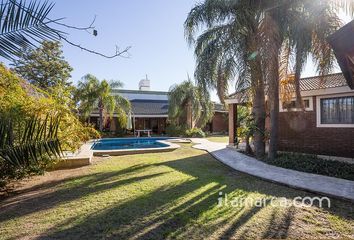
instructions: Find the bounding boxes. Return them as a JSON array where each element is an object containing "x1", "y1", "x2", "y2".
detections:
[{"x1": 135, "y1": 129, "x2": 152, "y2": 137}]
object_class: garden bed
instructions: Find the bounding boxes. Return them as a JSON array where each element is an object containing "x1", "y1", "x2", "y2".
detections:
[{"x1": 262, "y1": 152, "x2": 354, "y2": 181}]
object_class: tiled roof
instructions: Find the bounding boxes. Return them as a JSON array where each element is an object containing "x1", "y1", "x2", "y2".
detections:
[
  {"x1": 228, "y1": 73, "x2": 348, "y2": 101},
  {"x1": 131, "y1": 99, "x2": 169, "y2": 115},
  {"x1": 296, "y1": 73, "x2": 347, "y2": 91}
]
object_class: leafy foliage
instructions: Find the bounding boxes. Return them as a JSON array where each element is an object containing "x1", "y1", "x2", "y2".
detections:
[
  {"x1": 165, "y1": 124, "x2": 189, "y2": 137},
  {"x1": 168, "y1": 80, "x2": 213, "y2": 129},
  {"x1": 0, "y1": 113, "x2": 62, "y2": 185},
  {"x1": 0, "y1": 64, "x2": 98, "y2": 186},
  {"x1": 11, "y1": 41, "x2": 73, "y2": 90},
  {"x1": 0, "y1": 0, "x2": 61, "y2": 60},
  {"x1": 165, "y1": 125, "x2": 206, "y2": 138},
  {"x1": 263, "y1": 153, "x2": 354, "y2": 181},
  {"x1": 185, "y1": 128, "x2": 206, "y2": 138},
  {"x1": 75, "y1": 74, "x2": 131, "y2": 131}
]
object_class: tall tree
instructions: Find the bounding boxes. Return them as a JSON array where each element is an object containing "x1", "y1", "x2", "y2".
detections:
[
  {"x1": 261, "y1": 0, "x2": 353, "y2": 159},
  {"x1": 185, "y1": 0, "x2": 353, "y2": 159},
  {"x1": 168, "y1": 80, "x2": 213, "y2": 129},
  {"x1": 184, "y1": 0, "x2": 267, "y2": 158},
  {"x1": 12, "y1": 41, "x2": 73, "y2": 90},
  {"x1": 75, "y1": 74, "x2": 130, "y2": 131}
]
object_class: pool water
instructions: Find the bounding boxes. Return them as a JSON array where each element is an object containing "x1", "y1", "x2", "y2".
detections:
[{"x1": 91, "y1": 138, "x2": 171, "y2": 150}]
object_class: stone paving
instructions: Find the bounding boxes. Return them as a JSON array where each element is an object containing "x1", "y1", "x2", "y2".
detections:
[{"x1": 191, "y1": 138, "x2": 354, "y2": 202}]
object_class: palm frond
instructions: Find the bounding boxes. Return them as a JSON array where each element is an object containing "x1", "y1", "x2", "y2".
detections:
[
  {"x1": 0, "y1": 0, "x2": 63, "y2": 60},
  {"x1": 0, "y1": 113, "x2": 62, "y2": 169}
]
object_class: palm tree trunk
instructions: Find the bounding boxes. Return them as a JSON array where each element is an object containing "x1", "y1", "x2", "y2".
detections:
[
  {"x1": 249, "y1": 39, "x2": 266, "y2": 159},
  {"x1": 186, "y1": 100, "x2": 193, "y2": 129},
  {"x1": 98, "y1": 99, "x2": 104, "y2": 131},
  {"x1": 252, "y1": 79, "x2": 266, "y2": 158},
  {"x1": 266, "y1": 12, "x2": 281, "y2": 160},
  {"x1": 245, "y1": 132, "x2": 254, "y2": 155},
  {"x1": 294, "y1": 47, "x2": 304, "y2": 109},
  {"x1": 268, "y1": 66, "x2": 280, "y2": 160}
]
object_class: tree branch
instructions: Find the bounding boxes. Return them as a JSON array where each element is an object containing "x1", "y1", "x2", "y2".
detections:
[
  {"x1": 8, "y1": 0, "x2": 130, "y2": 59},
  {"x1": 61, "y1": 37, "x2": 131, "y2": 58}
]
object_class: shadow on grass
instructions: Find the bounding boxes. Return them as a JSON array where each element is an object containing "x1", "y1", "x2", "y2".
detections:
[
  {"x1": 1, "y1": 150, "x2": 353, "y2": 239},
  {"x1": 0, "y1": 164, "x2": 165, "y2": 223}
]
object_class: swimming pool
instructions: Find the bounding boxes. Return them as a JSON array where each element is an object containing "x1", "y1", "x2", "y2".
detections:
[
  {"x1": 91, "y1": 137, "x2": 180, "y2": 156},
  {"x1": 91, "y1": 137, "x2": 171, "y2": 150}
]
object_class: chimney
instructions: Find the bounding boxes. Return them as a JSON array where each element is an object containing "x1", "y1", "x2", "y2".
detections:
[{"x1": 139, "y1": 75, "x2": 150, "y2": 91}]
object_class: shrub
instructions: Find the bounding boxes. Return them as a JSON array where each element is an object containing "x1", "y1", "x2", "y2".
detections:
[
  {"x1": 185, "y1": 128, "x2": 206, "y2": 138},
  {"x1": 263, "y1": 152, "x2": 354, "y2": 181},
  {"x1": 166, "y1": 125, "x2": 206, "y2": 138},
  {"x1": 166, "y1": 124, "x2": 188, "y2": 137},
  {"x1": 0, "y1": 64, "x2": 100, "y2": 187}
]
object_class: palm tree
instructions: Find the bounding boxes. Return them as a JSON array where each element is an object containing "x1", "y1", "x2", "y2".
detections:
[
  {"x1": 185, "y1": 0, "x2": 267, "y2": 158},
  {"x1": 75, "y1": 74, "x2": 130, "y2": 131},
  {"x1": 168, "y1": 80, "x2": 213, "y2": 129},
  {"x1": 185, "y1": 0, "x2": 354, "y2": 159},
  {"x1": 260, "y1": 0, "x2": 353, "y2": 159}
]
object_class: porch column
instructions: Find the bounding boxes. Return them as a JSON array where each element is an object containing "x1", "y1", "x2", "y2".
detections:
[{"x1": 228, "y1": 103, "x2": 237, "y2": 145}]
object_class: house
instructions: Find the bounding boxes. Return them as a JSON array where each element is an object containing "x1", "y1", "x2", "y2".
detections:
[
  {"x1": 90, "y1": 78, "x2": 228, "y2": 135},
  {"x1": 226, "y1": 73, "x2": 354, "y2": 158}
]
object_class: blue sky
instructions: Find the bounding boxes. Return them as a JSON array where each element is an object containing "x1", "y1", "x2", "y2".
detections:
[
  {"x1": 49, "y1": 0, "x2": 199, "y2": 94},
  {"x1": 4, "y1": 1, "x2": 353, "y2": 101}
]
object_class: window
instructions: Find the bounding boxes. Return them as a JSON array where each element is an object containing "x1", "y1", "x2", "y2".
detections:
[
  {"x1": 320, "y1": 96, "x2": 354, "y2": 124},
  {"x1": 280, "y1": 97, "x2": 313, "y2": 112},
  {"x1": 282, "y1": 99, "x2": 310, "y2": 109}
]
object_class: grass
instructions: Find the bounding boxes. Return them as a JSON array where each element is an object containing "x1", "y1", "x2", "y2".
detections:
[
  {"x1": 263, "y1": 152, "x2": 354, "y2": 181},
  {"x1": 0, "y1": 144, "x2": 353, "y2": 239},
  {"x1": 206, "y1": 135, "x2": 229, "y2": 143}
]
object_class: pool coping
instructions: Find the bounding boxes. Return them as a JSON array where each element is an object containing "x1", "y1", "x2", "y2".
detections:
[{"x1": 91, "y1": 139, "x2": 180, "y2": 156}]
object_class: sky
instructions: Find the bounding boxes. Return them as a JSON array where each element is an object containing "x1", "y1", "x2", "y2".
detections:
[
  {"x1": 4, "y1": 1, "x2": 353, "y2": 102},
  {"x1": 47, "y1": 0, "x2": 199, "y2": 95}
]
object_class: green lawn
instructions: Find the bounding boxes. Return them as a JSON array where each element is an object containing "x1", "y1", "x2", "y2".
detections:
[
  {"x1": 206, "y1": 135, "x2": 229, "y2": 143},
  {"x1": 0, "y1": 144, "x2": 353, "y2": 239}
]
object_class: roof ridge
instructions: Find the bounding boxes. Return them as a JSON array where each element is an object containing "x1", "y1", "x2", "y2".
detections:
[
  {"x1": 112, "y1": 89, "x2": 169, "y2": 94},
  {"x1": 299, "y1": 72, "x2": 343, "y2": 81}
]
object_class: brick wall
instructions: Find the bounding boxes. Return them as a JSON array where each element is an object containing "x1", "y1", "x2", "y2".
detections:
[
  {"x1": 278, "y1": 96, "x2": 354, "y2": 158},
  {"x1": 211, "y1": 112, "x2": 228, "y2": 133}
]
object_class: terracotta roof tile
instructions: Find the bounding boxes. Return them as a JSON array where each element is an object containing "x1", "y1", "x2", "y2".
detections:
[
  {"x1": 298, "y1": 73, "x2": 347, "y2": 91},
  {"x1": 228, "y1": 73, "x2": 348, "y2": 101}
]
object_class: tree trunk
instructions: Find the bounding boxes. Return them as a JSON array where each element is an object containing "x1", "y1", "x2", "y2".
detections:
[
  {"x1": 245, "y1": 132, "x2": 254, "y2": 156},
  {"x1": 268, "y1": 66, "x2": 279, "y2": 160},
  {"x1": 186, "y1": 100, "x2": 194, "y2": 129},
  {"x1": 98, "y1": 99, "x2": 104, "y2": 131},
  {"x1": 252, "y1": 79, "x2": 266, "y2": 159},
  {"x1": 249, "y1": 39, "x2": 266, "y2": 159},
  {"x1": 294, "y1": 46, "x2": 304, "y2": 109},
  {"x1": 266, "y1": 13, "x2": 281, "y2": 160}
]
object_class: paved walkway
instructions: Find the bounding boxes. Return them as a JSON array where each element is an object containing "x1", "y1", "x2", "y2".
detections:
[{"x1": 191, "y1": 139, "x2": 354, "y2": 202}]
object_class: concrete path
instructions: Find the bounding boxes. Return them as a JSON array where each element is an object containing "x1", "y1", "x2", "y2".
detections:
[{"x1": 191, "y1": 139, "x2": 354, "y2": 202}]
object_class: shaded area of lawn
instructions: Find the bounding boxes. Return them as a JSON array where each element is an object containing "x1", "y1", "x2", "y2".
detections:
[{"x1": 0, "y1": 144, "x2": 353, "y2": 239}]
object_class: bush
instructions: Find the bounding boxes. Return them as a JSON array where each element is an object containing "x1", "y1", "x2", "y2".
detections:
[
  {"x1": 185, "y1": 128, "x2": 206, "y2": 138},
  {"x1": 263, "y1": 152, "x2": 354, "y2": 181},
  {"x1": 166, "y1": 125, "x2": 206, "y2": 138},
  {"x1": 0, "y1": 64, "x2": 100, "y2": 187},
  {"x1": 166, "y1": 124, "x2": 188, "y2": 137}
]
